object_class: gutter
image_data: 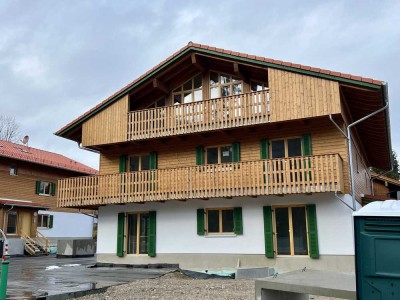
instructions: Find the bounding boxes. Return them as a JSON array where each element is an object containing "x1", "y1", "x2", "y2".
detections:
[{"x1": 78, "y1": 142, "x2": 100, "y2": 154}]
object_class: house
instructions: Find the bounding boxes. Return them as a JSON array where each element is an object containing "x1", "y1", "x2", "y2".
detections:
[
  {"x1": 55, "y1": 42, "x2": 392, "y2": 272},
  {"x1": 0, "y1": 139, "x2": 97, "y2": 255},
  {"x1": 362, "y1": 171, "x2": 400, "y2": 205}
]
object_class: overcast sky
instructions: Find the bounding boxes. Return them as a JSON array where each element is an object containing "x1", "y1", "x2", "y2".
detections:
[{"x1": 1, "y1": 0, "x2": 399, "y2": 170}]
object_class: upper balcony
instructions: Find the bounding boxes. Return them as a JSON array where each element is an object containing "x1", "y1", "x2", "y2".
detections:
[
  {"x1": 127, "y1": 90, "x2": 269, "y2": 141},
  {"x1": 58, "y1": 154, "x2": 344, "y2": 209}
]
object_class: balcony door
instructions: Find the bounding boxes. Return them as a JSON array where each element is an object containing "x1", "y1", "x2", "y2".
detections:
[{"x1": 127, "y1": 212, "x2": 149, "y2": 254}]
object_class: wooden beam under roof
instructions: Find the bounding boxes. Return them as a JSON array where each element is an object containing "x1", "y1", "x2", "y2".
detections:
[
  {"x1": 233, "y1": 62, "x2": 248, "y2": 81},
  {"x1": 191, "y1": 53, "x2": 206, "y2": 73},
  {"x1": 152, "y1": 78, "x2": 169, "y2": 95}
]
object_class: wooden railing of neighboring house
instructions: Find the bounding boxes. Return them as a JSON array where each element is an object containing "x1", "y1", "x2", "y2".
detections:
[
  {"x1": 58, "y1": 154, "x2": 343, "y2": 208},
  {"x1": 127, "y1": 90, "x2": 270, "y2": 140}
]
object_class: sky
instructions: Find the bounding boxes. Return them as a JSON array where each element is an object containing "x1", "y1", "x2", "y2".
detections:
[{"x1": 0, "y1": 0, "x2": 399, "y2": 170}]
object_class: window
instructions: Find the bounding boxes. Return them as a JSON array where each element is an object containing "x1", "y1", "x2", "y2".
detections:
[
  {"x1": 210, "y1": 72, "x2": 243, "y2": 99},
  {"x1": 206, "y1": 208, "x2": 234, "y2": 234},
  {"x1": 250, "y1": 81, "x2": 269, "y2": 92},
  {"x1": 173, "y1": 74, "x2": 203, "y2": 104},
  {"x1": 10, "y1": 164, "x2": 17, "y2": 176},
  {"x1": 129, "y1": 155, "x2": 150, "y2": 172},
  {"x1": 126, "y1": 212, "x2": 149, "y2": 254},
  {"x1": 147, "y1": 97, "x2": 166, "y2": 109},
  {"x1": 271, "y1": 138, "x2": 302, "y2": 159},
  {"x1": 117, "y1": 211, "x2": 156, "y2": 257},
  {"x1": 196, "y1": 207, "x2": 243, "y2": 235},
  {"x1": 38, "y1": 214, "x2": 53, "y2": 228},
  {"x1": 36, "y1": 181, "x2": 56, "y2": 196},
  {"x1": 6, "y1": 211, "x2": 17, "y2": 234},
  {"x1": 274, "y1": 206, "x2": 308, "y2": 256},
  {"x1": 206, "y1": 145, "x2": 233, "y2": 164}
]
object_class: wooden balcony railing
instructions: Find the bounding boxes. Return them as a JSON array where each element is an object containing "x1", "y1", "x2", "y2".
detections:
[
  {"x1": 127, "y1": 90, "x2": 270, "y2": 140},
  {"x1": 58, "y1": 154, "x2": 343, "y2": 208}
]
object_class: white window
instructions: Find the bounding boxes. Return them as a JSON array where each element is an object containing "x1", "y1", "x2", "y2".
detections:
[
  {"x1": 210, "y1": 72, "x2": 243, "y2": 99},
  {"x1": 10, "y1": 164, "x2": 17, "y2": 176}
]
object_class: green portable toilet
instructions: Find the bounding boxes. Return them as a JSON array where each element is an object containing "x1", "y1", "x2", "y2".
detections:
[{"x1": 353, "y1": 200, "x2": 400, "y2": 300}]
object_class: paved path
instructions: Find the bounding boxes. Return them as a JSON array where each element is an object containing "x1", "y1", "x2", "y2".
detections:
[{"x1": 2, "y1": 255, "x2": 175, "y2": 299}]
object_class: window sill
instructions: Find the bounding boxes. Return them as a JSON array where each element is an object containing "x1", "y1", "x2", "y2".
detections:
[
  {"x1": 39, "y1": 194, "x2": 51, "y2": 197},
  {"x1": 38, "y1": 227, "x2": 50, "y2": 230},
  {"x1": 275, "y1": 254, "x2": 310, "y2": 258},
  {"x1": 204, "y1": 233, "x2": 237, "y2": 238}
]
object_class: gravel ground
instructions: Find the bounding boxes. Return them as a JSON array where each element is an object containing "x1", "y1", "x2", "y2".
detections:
[{"x1": 76, "y1": 271, "x2": 345, "y2": 300}]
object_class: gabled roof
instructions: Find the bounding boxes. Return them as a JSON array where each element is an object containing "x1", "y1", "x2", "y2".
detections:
[
  {"x1": 0, "y1": 139, "x2": 97, "y2": 175},
  {"x1": 55, "y1": 41, "x2": 384, "y2": 137}
]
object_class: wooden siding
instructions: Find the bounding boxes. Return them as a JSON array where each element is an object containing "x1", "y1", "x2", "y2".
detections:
[
  {"x1": 0, "y1": 158, "x2": 95, "y2": 213},
  {"x1": 373, "y1": 181, "x2": 389, "y2": 197},
  {"x1": 82, "y1": 94, "x2": 129, "y2": 147},
  {"x1": 100, "y1": 119, "x2": 348, "y2": 184},
  {"x1": 0, "y1": 207, "x2": 38, "y2": 237},
  {"x1": 58, "y1": 154, "x2": 343, "y2": 208},
  {"x1": 268, "y1": 68, "x2": 341, "y2": 122}
]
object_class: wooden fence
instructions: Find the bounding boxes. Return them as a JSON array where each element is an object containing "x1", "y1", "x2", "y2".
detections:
[
  {"x1": 127, "y1": 90, "x2": 270, "y2": 140},
  {"x1": 58, "y1": 154, "x2": 343, "y2": 208}
]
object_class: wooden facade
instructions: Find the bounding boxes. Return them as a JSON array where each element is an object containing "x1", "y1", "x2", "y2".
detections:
[{"x1": 56, "y1": 46, "x2": 389, "y2": 208}]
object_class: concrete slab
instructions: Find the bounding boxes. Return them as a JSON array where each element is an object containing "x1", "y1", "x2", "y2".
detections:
[
  {"x1": 1, "y1": 255, "x2": 175, "y2": 299},
  {"x1": 255, "y1": 269, "x2": 356, "y2": 300},
  {"x1": 236, "y1": 267, "x2": 275, "y2": 279}
]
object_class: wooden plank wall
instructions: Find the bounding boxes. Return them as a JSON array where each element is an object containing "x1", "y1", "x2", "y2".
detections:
[
  {"x1": 373, "y1": 181, "x2": 389, "y2": 197},
  {"x1": 82, "y1": 95, "x2": 129, "y2": 147},
  {"x1": 268, "y1": 68, "x2": 341, "y2": 122},
  {"x1": 0, "y1": 158, "x2": 95, "y2": 213},
  {"x1": 99, "y1": 118, "x2": 349, "y2": 192}
]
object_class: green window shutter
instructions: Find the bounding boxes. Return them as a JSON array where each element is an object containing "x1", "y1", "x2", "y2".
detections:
[
  {"x1": 36, "y1": 181, "x2": 41, "y2": 194},
  {"x1": 117, "y1": 213, "x2": 125, "y2": 257},
  {"x1": 50, "y1": 183, "x2": 56, "y2": 196},
  {"x1": 197, "y1": 209, "x2": 205, "y2": 235},
  {"x1": 196, "y1": 146, "x2": 204, "y2": 165},
  {"x1": 49, "y1": 215, "x2": 54, "y2": 228},
  {"x1": 148, "y1": 211, "x2": 157, "y2": 257},
  {"x1": 119, "y1": 155, "x2": 127, "y2": 173},
  {"x1": 149, "y1": 151, "x2": 158, "y2": 169},
  {"x1": 233, "y1": 207, "x2": 243, "y2": 235},
  {"x1": 302, "y1": 134, "x2": 312, "y2": 156},
  {"x1": 260, "y1": 139, "x2": 269, "y2": 159},
  {"x1": 306, "y1": 204, "x2": 319, "y2": 259},
  {"x1": 263, "y1": 206, "x2": 275, "y2": 258},
  {"x1": 232, "y1": 142, "x2": 241, "y2": 162}
]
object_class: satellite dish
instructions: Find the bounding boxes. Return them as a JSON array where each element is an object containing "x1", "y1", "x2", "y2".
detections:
[{"x1": 22, "y1": 135, "x2": 29, "y2": 145}]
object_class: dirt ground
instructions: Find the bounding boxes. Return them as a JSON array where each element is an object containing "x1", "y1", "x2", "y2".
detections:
[{"x1": 76, "y1": 271, "x2": 345, "y2": 300}]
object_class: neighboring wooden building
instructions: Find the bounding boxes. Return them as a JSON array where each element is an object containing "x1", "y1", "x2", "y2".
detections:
[
  {"x1": 55, "y1": 42, "x2": 392, "y2": 272},
  {"x1": 362, "y1": 171, "x2": 400, "y2": 205},
  {"x1": 0, "y1": 139, "x2": 97, "y2": 255}
]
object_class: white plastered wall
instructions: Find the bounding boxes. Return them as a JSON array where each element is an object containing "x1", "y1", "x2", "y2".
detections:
[
  {"x1": 97, "y1": 193, "x2": 355, "y2": 256},
  {"x1": 37, "y1": 211, "x2": 94, "y2": 238}
]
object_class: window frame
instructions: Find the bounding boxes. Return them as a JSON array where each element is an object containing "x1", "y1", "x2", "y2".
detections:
[
  {"x1": 38, "y1": 214, "x2": 50, "y2": 228},
  {"x1": 270, "y1": 137, "x2": 303, "y2": 159},
  {"x1": 9, "y1": 164, "x2": 17, "y2": 176},
  {"x1": 172, "y1": 73, "x2": 203, "y2": 104},
  {"x1": 205, "y1": 144, "x2": 233, "y2": 165},
  {"x1": 209, "y1": 71, "x2": 243, "y2": 99},
  {"x1": 272, "y1": 205, "x2": 309, "y2": 257},
  {"x1": 146, "y1": 96, "x2": 167, "y2": 109},
  {"x1": 39, "y1": 181, "x2": 53, "y2": 196},
  {"x1": 205, "y1": 207, "x2": 235, "y2": 235},
  {"x1": 125, "y1": 212, "x2": 149, "y2": 255},
  {"x1": 128, "y1": 154, "x2": 151, "y2": 172},
  {"x1": 6, "y1": 210, "x2": 18, "y2": 235},
  {"x1": 250, "y1": 80, "x2": 269, "y2": 92}
]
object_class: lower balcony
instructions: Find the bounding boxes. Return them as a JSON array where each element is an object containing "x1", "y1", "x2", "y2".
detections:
[{"x1": 58, "y1": 154, "x2": 344, "y2": 208}]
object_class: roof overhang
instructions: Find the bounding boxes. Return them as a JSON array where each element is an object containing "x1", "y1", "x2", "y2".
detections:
[{"x1": 55, "y1": 43, "x2": 383, "y2": 140}]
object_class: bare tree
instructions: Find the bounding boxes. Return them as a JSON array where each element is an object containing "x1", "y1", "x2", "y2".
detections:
[{"x1": 0, "y1": 115, "x2": 21, "y2": 142}]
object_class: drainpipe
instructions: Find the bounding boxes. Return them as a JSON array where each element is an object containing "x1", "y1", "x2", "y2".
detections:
[
  {"x1": 77, "y1": 142, "x2": 99, "y2": 154},
  {"x1": 347, "y1": 83, "x2": 390, "y2": 211},
  {"x1": 329, "y1": 83, "x2": 391, "y2": 211}
]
